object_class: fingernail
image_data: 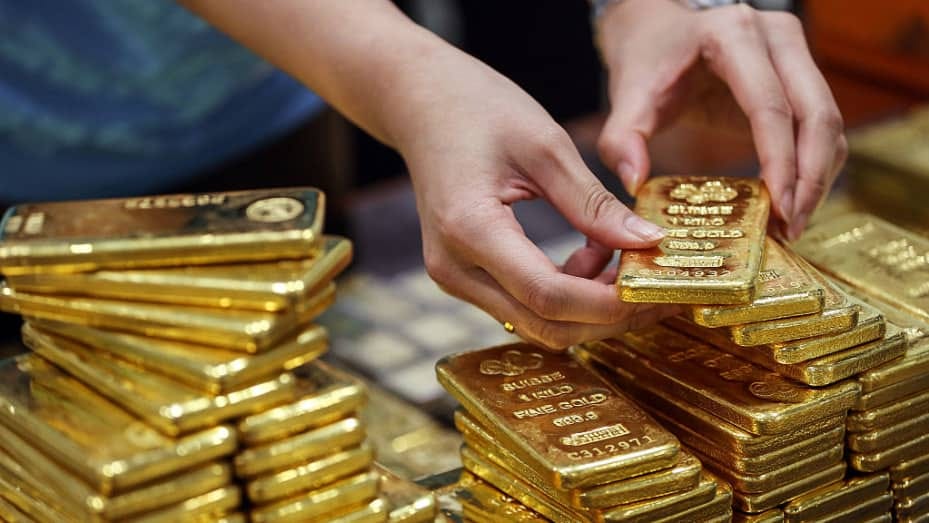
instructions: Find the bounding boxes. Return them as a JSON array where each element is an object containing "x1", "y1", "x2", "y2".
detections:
[
  {"x1": 779, "y1": 188, "x2": 794, "y2": 223},
  {"x1": 624, "y1": 213, "x2": 665, "y2": 242},
  {"x1": 618, "y1": 161, "x2": 638, "y2": 196}
]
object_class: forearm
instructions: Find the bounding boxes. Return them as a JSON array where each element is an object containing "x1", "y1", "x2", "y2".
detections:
[{"x1": 180, "y1": 0, "x2": 451, "y2": 151}]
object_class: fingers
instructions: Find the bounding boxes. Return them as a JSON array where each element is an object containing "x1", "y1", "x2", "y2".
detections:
[
  {"x1": 698, "y1": 5, "x2": 797, "y2": 224},
  {"x1": 598, "y1": 93, "x2": 655, "y2": 196},
  {"x1": 563, "y1": 238, "x2": 614, "y2": 279},
  {"x1": 760, "y1": 12, "x2": 846, "y2": 240}
]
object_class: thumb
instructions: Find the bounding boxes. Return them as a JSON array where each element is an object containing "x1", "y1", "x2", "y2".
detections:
[{"x1": 597, "y1": 85, "x2": 659, "y2": 197}]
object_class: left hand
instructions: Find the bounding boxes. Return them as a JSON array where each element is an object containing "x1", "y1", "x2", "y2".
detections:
[{"x1": 594, "y1": 0, "x2": 847, "y2": 240}]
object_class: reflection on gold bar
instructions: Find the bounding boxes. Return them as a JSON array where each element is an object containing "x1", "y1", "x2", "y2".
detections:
[
  {"x1": 375, "y1": 464, "x2": 437, "y2": 523},
  {"x1": 696, "y1": 444, "x2": 844, "y2": 494},
  {"x1": 895, "y1": 489, "x2": 929, "y2": 520},
  {"x1": 0, "y1": 355, "x2": 236, "y2": 494},
  {"x1": 794, "y1": 213, "x2": 929, "y2": 326},
  {"x1": 848, "y1": 411, "x2": 929, "y2": 453},
  {"x1": 766, "y1": 311, "x2": 886, "y2": 365},
  {"x1": 124, "y1": 485, "x2": 240, "y2": 523},
  {"x1": 0, "y1": 470, "x2": 68, "y2": 523},
  {"x1": 732, "y1": 462, "x2": 846, "y2": 514},
  {"x1": 30, "y1": 319, "x2": 327, "y2": 395},
  {"x1": 858, "y1": 339, "x2": 929, "y2": 393},
  {"x1": 729, "y1": 263, "x2": 860, "y2": 347},
  {"x1": 239, "y1": 361, "x2": 366, "y2": 446},
  {"x1": 894, "y1": 471, "x2": 929, "y2": 502},
  {"x1": 618, "y1": 176, "x2": 769, "y2": 304},
  {"x1": 235, "y1": 417, "x2": 366, "y2": 478},
  {"x1": 652, "y1": 476, "x2": 732, "y2": 523},
  {"x1": 691, "y1": 239, "x2": 824, "y2": 327},
  {"x1": 328, "y1": 498, "x2": 388, "y2": 523},
  {"x1": 250, "y1": 471, "x2": 380, "y2": 523},
  {"x1": 733, "y1": 509, "x2": 784, "y2": 523},
  {"x1": 0, "y1": 493, "x2": 30, "y2": 523},
  {"x1": 782, "y1": 473, "x2": 889, "y2": 522},
  {"x1": 22, "y1": 324, "x2": 296, "y2": 436},
  {"x1": 0, "y1": 188, "x2": 324, "y2": 275},
  {"x1": 7, "y1": 235, "x2": 350, "y2": 312},
  {"x1": 0, "y1": 283, "x2": 326, "y2": 352},
  {"x1": 458, "y1": 471, "x2": 547, "y2": 523},
  {"x1": 855, "y1": 372, "x2": 929, "y2": 411},
  {"x1": 455, "y1": 410, "x2": 700, "y2": 509},
  {"x1": 246, "y1": 444, "x2": 374, "y2": 504},
  {"x1": 585, "y1": 326, "x2": 860, "y2": 435},
  {"x1": 848, "y1": 389, "x2": 929, "y2": 432},
  {"x1": 436, "y1": 344, "x2": 680, "y2": 489},
  {"x1": 818, "y1": 493, "x2": 893, "y2": 523},
  {"x1": 892, "y1": 454, "x2": 929, "y2": 483},
  {"x1": 850, "y1": 432, "x2": 929, "y2": 472}
]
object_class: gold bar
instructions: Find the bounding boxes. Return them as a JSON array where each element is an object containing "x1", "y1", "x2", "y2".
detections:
[
  {"x1": 435, "y1": 343, "x2": 680, "y2": 489},
  {"x1": 375, "y1": 464, "x2": 438, "y2": 523},
  {"x1": 896, "y1": 489, "x2": 929, "y2": 520},
  {"x1": 22, "y1": 324, "x2": 296, "y2": 436},
  {"x1": 729, "y1": 262, "x2": 860, "y2": 346},
  {"x1": 0, "y1": 493, "x2": 31, "y2": 523},
  {"x1": 577, "y1": 348, "x2": 846, "y2": 457},
  {"x1": 328, "y1": 498, "x2": 388, "y2": 523},
  {"x1": 0, "y1": 470, "x2": 68, "y2": 523},
  {"x1": 894, "y1": 471, "x2": 929, "y2": 502},
  {"x1": 850, "y1": 432, "x2": 929, "y2": 472},
  {"x1": 7, "y1": 235, "x2": 350, "y2": 312},
  {"x1": 765, "y1": 309, "x2": 886, "y2": 365},
  {"x1": 858, "y1": 339, "x2": 929, "y2": 393},
  {"x1": 584, "y1": 326, "x2": 861, "y2": 435},
  {"x1": 858, "y1": 515, "x2": 892, "y2": 523},
  {"x1": 238, "y1": 361, "x2": 366, "y2": 446},
  {"x1": 0, "y1": 283, "x2": 325, "y2": 352},
  {"x1": 0, "y1": 355, "x2": 236, "y2": 494},
  {"x1": 235, "y1": 417, "x2": 366, "y2": 478},
  {"x1": 695, "y1": 443, "x2": 844, "y2": 494},
  {"x1": 782, "y1": 473, "x2": 889, "y2": 522},
  {"x1": 734, "y1": 509, "x2": 785, "y2": 523},
  {"x1": 0, "y1": 187, "x2": 324, "y2": 275},
  {"x1": 457, "y1": 471, "x2": 548, "y2": 523},
  {"x1": 794, "y1": 212, "x2": 929, "y2": 326},
  {"x1": 29, "y1": 319, "x2": 328, "y2": 395},
  {"x1": 691, "y1": 238, "x2": 824, "y2": 327},
  {"x1": 618, "y1": 176, "x2": 770, "y2": 304},
  {"x1": 123, "y1": 485, "x2": 241, "y2": 523},
  {"x1": 848, "y1": 411, "x2": 929, "y2": 453},
  {"x1": 892, "y1": 454, "x2": 929, "y2": 483},
  {"x1": 855, "y1": 372, "x2": 929, "y2": 411},
  {"x1": 732, "y1": 462, "x2": 846, "y2": 514},
  {"x1": 580, "y1": 470, "x2": 719, "y2": 523},
  {"x1": 455, "y1": 410, "x2": 701, "y2": 509},
  {"x1": 246, "y1": 444, "x2": 374, "y2": 504},
  {"x1": 848, "y1": 388, "x2": 929, "y2": 432},
  {"x1": 814, "y1": 493, "x2": 893, "y2": 523},
  {"x1": 250, "y1": 470, "x2": 380, "y2": 523},
  {"x1": 652, "y1": 477, "x2": 732, "y2": 523}
]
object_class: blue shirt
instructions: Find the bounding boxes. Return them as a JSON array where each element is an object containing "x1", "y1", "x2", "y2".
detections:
[{"x1": 0, "y1": 1, "x2": 325, "y2": 203}]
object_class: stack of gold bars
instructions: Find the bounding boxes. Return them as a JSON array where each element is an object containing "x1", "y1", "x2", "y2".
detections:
[
  {"x1": 0, "y1": 188, "x2": 436, "y2": 522},
  {"x1": 437, "y1": 343, "x2": 733, "y2": 522}
]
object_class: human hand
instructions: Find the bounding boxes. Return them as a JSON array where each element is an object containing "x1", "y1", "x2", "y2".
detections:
[
  {"x1": 595, "y1": 0, "x2": 847, "y2": 240},
  {"x1": 392, "y1": 46, "x2": 679, "y2": 349}
]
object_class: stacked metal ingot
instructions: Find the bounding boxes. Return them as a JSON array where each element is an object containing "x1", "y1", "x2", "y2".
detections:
[
  {"x1": 437, "y1": 344, "x2": 733, "y2": 522},
  {"x1": 795, "y1": 212, "x2": 929, "y2": 522}
]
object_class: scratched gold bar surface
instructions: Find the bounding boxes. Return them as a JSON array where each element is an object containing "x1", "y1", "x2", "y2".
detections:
[
  {"x1": 22, "y1": 324, "x2": 295, "y2": 436},
  {"x1": 850, "y1": 432, "x2": 929, "y2": 472},
  {"x1": 0, "y1": 355, "x2": 236, "y2": 494},
  {"x1": 238, "y1": 360, "x2": 366, "y2": 446},
  {"x1": 455, "y1": 410, "x2": 701, "y2": 509},
  {"x1": 691, "y1": 238, "x2": 824, "y2": 327},
  {"x1": 732, "y1": 462, "x2": 846, "y2": 514},
  {"x1": 458, "y1": 471, "x2": 548, "y2": 523},
  {"x1": 7, "y1": 235, "x2": 350, "y2": 312},
  {"x1": 246, "y1": 444, "x2": 374, "y2": 504},
  {"x1": 0, "y1": 187, "x2": 323, "y2": 275},
  {"x1": 782, "y1": 473, "x2": 890, "y2": 523},
  {"x1": 586, "y1": 326, "x2": 860, "y2": 435},
  {"x1": 847, "y1": 388, "x2": 929, "y2": 432},
  {"x1": 436, "y1": 344, "x2": 680, "y2": 489},
  {"x1": 250, "y1": 470, "x2": 380, "y2": 523},
  {"x1": 795, "y1": 212, "x2": 929, "y2": 326},
  {"x1": 848, "y1": 411, "x2": 929, "y2": 453},
  {"x1": 123, "y1": 485, "x2": 241, "y2": 523},
  {"x1": 696, "y1": 443, "x2": 844, "y2": 493},
  {"x1": 375, "y1": 463, "x2": 437, "y2": 523},
  {"x1": 618, "y1": 176, "x2": 769, "y2": 304},
  {"x1": 29, "y1": 319, "x2": 327, "y2": 395}
]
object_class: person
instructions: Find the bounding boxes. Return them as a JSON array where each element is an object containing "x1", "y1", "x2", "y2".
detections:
[{"x1": 2, "y1": 0, "x2": 847, "y2": 350}]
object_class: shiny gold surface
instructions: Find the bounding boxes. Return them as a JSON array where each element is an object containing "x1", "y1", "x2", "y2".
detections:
[
  {"x1": 696, "y1": 443, "x2": 844, "y2": 493},
  {"x1": 618, "y1": 176, "x2": 769, "y2": 304},
  {"x1": 0, "y1": 283, "x2": 319, "y2": 352},
  {"x1": 328, "y1": 498, "x2": 388, "y2": 523},
  {"x1": 584, "y1": 326, "x2": 861, "y2": 435},
  {"x1": 457, "y1": 471, "x2": 548, "y2": 523},
  {"x1": 250, "y1": 470, "x2": 380, "y2": 523},
  {"x1": 854, "y1": 371, "x2": 929, "y2": 411},
  {"x1": 238, "y1": 361, "x2": 366, "y2": 446},
  {"x1": 850, "y1": 432, "x2": 929, "y2": 472},
  {"x1": 795, "y1": 212, "x2": 929, "y2": 325},
  {"x1": 28, "y1": 319, "x2": 328, "y2": 395},
  {"x1": 0, "y1": 493, "x2": 30, "y2": 523},
  {"x1": 691, "y1": 238, "x2": 824, "y2": 327},
  {"x1": 764, "y1": 307, "x2": 886, "y2": 365},
  {"x1": 729, "y1": 263, "x2": 860, "y2": 347},
  {"x1": 375, "y1": 464, "x2": 438, "y2": 523},
  {"x1": 848, "y1": 411, "x2": 929, "y2": 453},
  {"x1": 0, "y1": 188, "x2": 324, "y2": 275},
  {"x1": 733, "y1": 509, "x2": 785, "y2": 523},
  {"x1": 0, "y1": 355, "x2": 236, "y2": 494},
  {"x1": 892, "y1": 453, "x2": 929, "y2": 483},
  {"x1": 246, "y1": 444, "x2": 374, "y2": 504},
  {"x1": 651, "y1": 476, "x2": 732, "y2": 523},
  {"x1": 235, "y1": 417, "x2": 366, "y2": 478},
  {"x1": 782, "y1": 473, "x2": 889, "y2": 522},
  {"x1": 23, "y1": 324, "x2": 296, "y2": 436},
  {"x1": 587, "y1": 470, "x2": 719, "y2": 523},
  {"x1": 124, "y1": 485, "x2": 241, "y2": 523},
  {"x1": 436, "y1": 344, "x2": 680, "y2": 489},
  {"x1": 848, "y1": 388, "x2": 929, "y2": 432},
  {"x1": 732, "y1": 462, "x2": 846, "y2": 514},
  {"x1": 858, "y1": 339, "x2": 929, "y2": 393},
  {"x1": 7, "y1": 235, "x2": 350, "y2": 312},
  {"x1": 0, "y1": 470, "x2": 68, "y2": 523},
  {"x1": 894, "y1": 471, "x2": 929, "y2": 502},
  {"x1": 455, "y1": 410, "x2": 700, "y2": 509},
  {"x1": 896, "y1": 489, "x2": 929, "y2": 519},
  {"x1": 818, "y1": 494, "x2": 893, "y2": 523}
]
